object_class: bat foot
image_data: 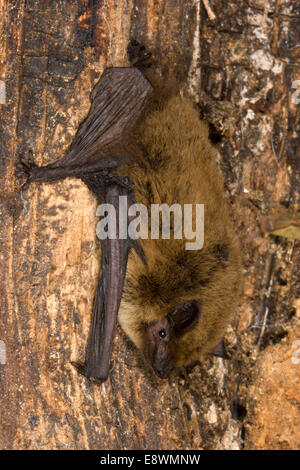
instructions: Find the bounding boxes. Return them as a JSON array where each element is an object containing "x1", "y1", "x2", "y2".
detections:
[
  {"x1": 101, "y1": 173, "x2": 134, "y2": 192},
  {"x1": 127, "y1": 39, "x2": 152, "y2": 70},
  {"x1": 82, "y1": 172, "x2": 134, "y2": 198},
  {"x1": 16, "y1": 150, "x2": 37, "y2": 187},
  {"x1": 71, "y1": 361, "x2": 107, "y2": 385}
]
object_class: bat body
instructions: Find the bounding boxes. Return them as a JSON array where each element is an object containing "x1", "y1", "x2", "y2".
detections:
[
  {"x1": 19, "y1": 41, "x2": 242, "y2": 382},
  {"x1": 118, "y1": 95, "x2": 242, "y2": 376}
]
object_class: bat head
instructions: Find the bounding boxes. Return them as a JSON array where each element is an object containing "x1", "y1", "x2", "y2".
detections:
[{"x1": 144, "y1": 300, "x2": 201, "y2": 379}]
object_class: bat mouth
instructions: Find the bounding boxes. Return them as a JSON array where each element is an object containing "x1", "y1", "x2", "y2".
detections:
[
  {"x1": 151, "y1": 352, "x2": 174, "y2": 379},
  {"x1": 153, "y1": 365, "x2": 172, "y2": 379}
]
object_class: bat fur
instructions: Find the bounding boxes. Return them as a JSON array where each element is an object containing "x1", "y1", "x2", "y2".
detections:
[{"x1": 118, "y1": 94, "x2": 242, "y2": 372}]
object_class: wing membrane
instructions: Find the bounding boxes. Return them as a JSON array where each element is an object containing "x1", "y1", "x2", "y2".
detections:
[{"x1": 48, "y1": 67, "x2": 153, "y2": 169}]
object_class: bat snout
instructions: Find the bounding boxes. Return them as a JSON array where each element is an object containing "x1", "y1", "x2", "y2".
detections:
[
  {"x1": 151, "y1": 341, "x2": 174, "y2": 379},
  {"x1": 146, "y1": 343, "x2": 173, "y2": 379},
  {"x1": 152, "y1": 360, "x2": 172, "y2": 379},
  {"x1": 145, "y1": 317, "x2": 174, "y2": 379}
]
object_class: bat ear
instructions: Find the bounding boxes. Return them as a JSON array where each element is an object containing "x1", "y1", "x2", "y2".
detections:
[
  {"x1": 209, "y1": 340, "x2": 228, "y2": 359},
  {"x1": 167, "y1": 301, "x2": 201, "y2": 339}
]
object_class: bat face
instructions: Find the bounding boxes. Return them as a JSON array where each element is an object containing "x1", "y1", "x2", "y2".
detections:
[
  {"x1": 144, "y1": 317, "x2": 174, "y2": 378},
  {"x1": 144, "y1": 301, "x2": 201, "y2": 378}
]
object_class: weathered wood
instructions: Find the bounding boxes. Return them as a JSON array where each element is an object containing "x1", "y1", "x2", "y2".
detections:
[{"x1": 0, "y1": 0, "x2": 299, "y2": 450}]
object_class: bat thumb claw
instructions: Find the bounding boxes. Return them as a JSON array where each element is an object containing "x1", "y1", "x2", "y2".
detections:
[
  {"x1": 71, "y1": 361, "x2": 87, "y2": 377},
  {"x1": 129, "y1": 239, "x2": 147, "y2": 265},
  {"x1": 71, "y1": 361, "x2": 107, "y2": 384}
]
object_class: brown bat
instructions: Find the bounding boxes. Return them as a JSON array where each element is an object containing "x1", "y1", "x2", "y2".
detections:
[{"x1": 18, "y1": 40, "x2": 242, "y2": 383}]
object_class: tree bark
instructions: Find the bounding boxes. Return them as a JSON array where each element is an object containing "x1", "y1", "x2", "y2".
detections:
[{"x1": 0, "y1": 0, "x2": 299, "y2": 450}]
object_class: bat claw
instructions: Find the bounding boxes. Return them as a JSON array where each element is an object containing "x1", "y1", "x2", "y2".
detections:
[
  {"x1": 20, "y1": 150, "x2": 36, "y2": 169},
  {"x1": 16, "y1": 150, "x2": 37, "y2": 187},
  {"x1": 71, "y1": 361, "x2": 107, "y2": 384},
  {"x1": 209, "y1": 340, "x2": 228, "y2": 359},
  {"x1": 127, "y1": 39, "x2": 153, "y2": 70},
  {"x1": 71, "y1": 361, "x2": 87, "y2": 377},
  {"x1": 82, "y1": 171, "x2": 134, "y2": 197},
  {"x1": 129, "y1": 238, "x2": 146, "y2": 265}
]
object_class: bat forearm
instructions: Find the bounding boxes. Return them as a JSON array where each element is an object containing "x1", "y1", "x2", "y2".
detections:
[
  {"x1": 73, "y1": 186, "x2": 130, "y2": 383},
  {"x1": 28, "y1": 165, "x2": 76, "y2": 182},
  {"x1": 27, "y1": 157, "x2": 130, "y2": 184}
]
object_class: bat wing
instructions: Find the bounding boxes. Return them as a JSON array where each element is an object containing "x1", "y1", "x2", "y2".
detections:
[
  {"x1": 24, "y1": 64, "x2": 153, "y2": 382},
  {"x1": 68, "y1": 69, "x2": 151, "y2": 383},
  {"x1": 48, "y1": 67, "x2": 153, "y2": 169},
  {"x1": 73, "y1": 183, "x2": 145, "y2": 383}
]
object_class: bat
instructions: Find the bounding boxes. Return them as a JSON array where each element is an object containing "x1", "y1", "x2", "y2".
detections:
[{"x1": 18, "y1": 40, "x2": 242, "y2": 383}]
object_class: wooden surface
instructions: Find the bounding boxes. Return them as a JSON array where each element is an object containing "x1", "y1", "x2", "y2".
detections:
[{"x1": 0, "y1": 0, "x2": 299, "y2": 449}]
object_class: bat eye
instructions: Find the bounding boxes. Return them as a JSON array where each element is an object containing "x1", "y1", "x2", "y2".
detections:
[{"x1": 159, "y1": 329, "x2": 166, "y2": 338}]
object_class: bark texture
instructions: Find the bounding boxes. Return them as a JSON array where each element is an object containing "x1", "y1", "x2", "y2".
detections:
[{"x1": 0, "y1": 0, "x2": 299, "y2": 450}]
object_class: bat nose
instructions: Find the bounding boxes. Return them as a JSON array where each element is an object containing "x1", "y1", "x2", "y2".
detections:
[
  {"x1": 155, "y1": 368, "x2": 169, "y2": 379},
  {"x1": 151, "y1": 342, "x2": 173, "y2": 379},
  {"x1": 153, "y1": 362, "x2": 171, "y2": 379}
]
